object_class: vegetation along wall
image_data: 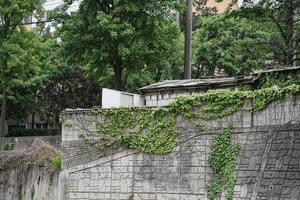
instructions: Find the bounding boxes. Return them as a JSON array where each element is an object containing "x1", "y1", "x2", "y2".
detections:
[
  {"x1": 0, "y1": 137, "x2": 62, "y2": 200},
  {"x1": 60, "y1": 85, "x2": 300, "y2": 200}
]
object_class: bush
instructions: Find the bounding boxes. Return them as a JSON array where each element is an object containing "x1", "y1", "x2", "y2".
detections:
[
  {"x1": 51, "y1": 154, "x2": 62, "y2": 170},
  {"x1": 7, "y1": 128, "x2": 60, "y2": 137},
  {"x1": 2, "y1": 143, "x2": 15, "y2": 151},
  {"x1": 0, "y1": 163, "x2": 8, "y2": 171}
]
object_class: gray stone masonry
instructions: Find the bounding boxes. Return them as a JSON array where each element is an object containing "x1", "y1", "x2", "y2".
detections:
[{"x1": 61, "y1": 94, "x2": 300, "y2": 200}]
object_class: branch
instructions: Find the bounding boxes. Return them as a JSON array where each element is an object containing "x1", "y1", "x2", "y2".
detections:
[
  {"x1": 268, "y1": 12, "x2": 286, "y2": 41},
  {"x1": 293, "y1": 18, "x2": 300, "y2": 24},
  {"x1": 292, "y1": 57, "x2": 300, "y2": 62},
  {"x1": 252, "y1": 40, "x2": 287, "y2": 54}
]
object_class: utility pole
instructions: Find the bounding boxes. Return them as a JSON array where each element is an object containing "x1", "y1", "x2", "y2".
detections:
[
  {"x1": 184, "y1": 0, "x2": 192, "y2": 79},
  {"x1": 175, "y1": 11, "x2": 180, "y2": 28},
  {"x1": 294, "y1": 8, "x2": 300, "y2": 66}
]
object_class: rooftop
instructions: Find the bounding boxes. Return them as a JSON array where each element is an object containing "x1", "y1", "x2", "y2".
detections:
[{"x1": 140, "y1": 66, "x2": 300, "y2": 92}]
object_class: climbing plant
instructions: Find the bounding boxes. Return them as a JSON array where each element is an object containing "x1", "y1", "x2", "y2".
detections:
[
  {"x1": 80, "y1": 89, "x2": 250, "y2": 154},
  {"x1": 257, "y1": 72, "x2": 300, "y2": 89},
  {"x1": 70, "y1": 83, "x2": 300, "y2": 200},
  {"x1": 78, "y1": 84, "x2": 300, "y2": 155},
  {"x1": 207, "y1": 127, "x2": 240, "y2": 200}
]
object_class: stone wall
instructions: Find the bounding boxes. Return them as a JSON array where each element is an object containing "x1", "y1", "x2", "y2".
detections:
[{"x1": 61, "y1": 94, "x2": 300, "y2": 200}]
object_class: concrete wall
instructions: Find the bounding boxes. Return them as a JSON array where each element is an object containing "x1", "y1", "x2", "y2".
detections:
[
  {"x1": 0, "y1": 136, "x2": 62, "y2": 200},
  {"x1": 0, "y1": 167, "x2": 61, "y2": 200},
  {"x1": 61, "y1": 94, "x2": 300, "y2": 200},
  {"x1": 0, "y1": 135, "x2": 61, "y2": 152}
]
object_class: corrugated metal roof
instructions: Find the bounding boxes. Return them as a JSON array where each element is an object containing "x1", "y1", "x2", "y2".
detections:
[
  {"x1": 251, "y1": 66, "x2": 300, "y2": 75},
  {"x1": 139, "y1": 66, "x2": 300, "y2": 92},
  {"x1": 140, "y1": 76, "x2": 253, "y2": 91}
]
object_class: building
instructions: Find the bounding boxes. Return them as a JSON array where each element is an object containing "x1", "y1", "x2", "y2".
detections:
[
  {"x1": 193, "y1": 0, "x2": 244, "y2": 14},
  {"x1": 139, "y1": 67, "x2": 300, "y2": 107},
  {"x1": 23, "y1": 0, "x2": 79, "y2": 30}
]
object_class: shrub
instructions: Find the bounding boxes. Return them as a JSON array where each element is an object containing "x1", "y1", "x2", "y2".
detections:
[
  {"x1": 2, "y1": 143, "x2": 15, "y2": 151},
  {"x1": 0, "y1": 163, "x2": 8, "y2": 171},
  {"x1": 51, "y1": 154, "x2": 62, "y2": 170},
  {"x1": 7, "y1": 128, "x2": 59, "y2": 137}
]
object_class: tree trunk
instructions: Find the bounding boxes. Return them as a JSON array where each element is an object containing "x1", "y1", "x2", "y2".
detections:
[
  {"x1": 113, "y1": 66, "x2": 122, "y2": 90},
  {"x1": 184, "y1": 0, "x2": 193, "y2": 79},
  {"x1": 0, "y1": 89, "x2": 7, "y2": 137},
  {"x1": 31, "y1": 113, "x2": 35, "y2": 129}
]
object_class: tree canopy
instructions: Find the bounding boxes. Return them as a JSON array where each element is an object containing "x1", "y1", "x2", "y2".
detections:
[
  {"x1": 0, "y1": 0, "x2": 48, "y2": 136},
  {"x1": 241, "y1": 0, "x2": 300, "y2": 66},
  {"x1": 193, "y1": 13, "x2": 274, "y2": 77},
  {"x1": 58, "y1": 0, "x2": 183, "y2": 91}
]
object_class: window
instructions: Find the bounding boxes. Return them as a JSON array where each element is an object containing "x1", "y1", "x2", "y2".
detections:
[
  {"x1": 35, "y1": 123, "x2": 42, "y2": 129},
  {"x1": 22, "y1": 16, "x2": 32, "y2": 24}
]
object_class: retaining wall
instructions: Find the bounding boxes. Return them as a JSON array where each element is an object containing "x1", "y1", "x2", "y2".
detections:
[
  {"x1": 61, "y1": 95, "x2": 300, "y2": 200},
  {"x1": 0, "y1": 135, "x2": 61, "y2": 152}
]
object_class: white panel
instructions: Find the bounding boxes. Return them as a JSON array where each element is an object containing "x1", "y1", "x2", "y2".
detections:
[
  {"x1": 102, "y1": 88, "x2": 121, "y2": 108},
  {"x1": 120, "y1": 93, "x2": 134, "y2": 107},
  {"x1": 102, "y1": 88, "x2": 144, "y2": 108}
]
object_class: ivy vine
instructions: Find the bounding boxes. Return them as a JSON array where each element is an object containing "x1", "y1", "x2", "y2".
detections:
[
  {"x1": 207, "y1": 127, "x2": 240, "y2": 200},
  {"x1": 75, "y1": 83, "x2": 300, "y2": 200},
  {"x1": 79, "y1": 84, "x2": 300, "y2": 155},
  {"x1": 257, "y1": 72, "x2": 300, "y2": 89}
]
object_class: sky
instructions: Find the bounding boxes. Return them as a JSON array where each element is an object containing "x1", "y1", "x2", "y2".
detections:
[{"x1": 43, "y1": 0, "x2": 80, "y2": 12}]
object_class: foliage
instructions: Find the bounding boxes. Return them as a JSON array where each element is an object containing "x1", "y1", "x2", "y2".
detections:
[
  {"x1": 0, "y1": 163, "x2": 8, "y2": 172},
  {"x1": 38, "y1": 64, "x2": 102, "y2": 125},
  {"x1": 51, "y1": 153, "x2": 62, "y2": 170},
  {"x1": 8, "y1": 128, "x2": 59, "y2": 137},
  {"x1": 207, "y1": 127, "x2": 240, "y2": 200},
  {"x1": 2, "y1": 143, "x2": 15, "y2": 152},
  {"x1": 80, "y1": 84, "x2": 300, "y2": 154},
  {"x1": 57, "y1": 0, "x2": 183, "y2": 91},
  {"x1": 257, "y1": 72, "x2": 300, "y2": 89},
  {"x1": 0, "y1": 0, "x2": 52, "y2": 136},
  {"x1": 0, "y1": 140, "x2": 61, "y2": 172},
  {"x1": 252, "y1": 84, "x2": 300, "y2": 111},
  {"x1": 241, "y1": 0, "x2": 300, "y2": 66},
  {"x1": 30, "y1": 185, "x2": 35, "y2": 200},
  {"x1": 18, "y1": 188, "x2": 23, "y2": 200},
  {"x1": 128, "y1": 194, "x2": 134, "y2": 200},
  {"x1": 193, "y1": 13, "x2": 274, "y2": 77}
]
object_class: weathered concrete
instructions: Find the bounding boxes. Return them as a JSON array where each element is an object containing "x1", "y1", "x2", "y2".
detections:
[
  {"x1": 61, "y1": 95, "x2": 300, "y2": 200},
  {"x1": 0, "y1": 135, "x2": 61, "y2": 152},
  {"x1": 0, "y1": 136, "x2": 62, "y2": 200},
  {"x1": 0, "y1": 167, "x2": 61, "y2": 200}
]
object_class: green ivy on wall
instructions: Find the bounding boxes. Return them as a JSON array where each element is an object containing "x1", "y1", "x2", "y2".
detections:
[
  {"x1": 207, "y1": 127, "x2": 240, "y2": 200},
  {"x1": 72, "y1": 83, "x2": 300, "y2": 200},
  {"x1": 257, "y1": 72, "x2": 300, "y2": 89},
  {"x1": 79, "y1": 84, "x2": 300, "y2": 155}
]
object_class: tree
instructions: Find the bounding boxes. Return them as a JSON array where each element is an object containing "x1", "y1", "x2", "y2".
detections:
[
  {"x1": 38, "y1": 64, "x2": 102, "y2": 127},
  {"x1": 0, "y1": 0, "x2": 46, "y2": 136},
  {"x1": 241, "y1": 0, "x2": 300, "y2": 66},
  {"x1": 58, "y1": 0, "x2": 183, "y2": 91},
  {"x1": 193, "y1": 13, "x2": 274, "y2": 77}
]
